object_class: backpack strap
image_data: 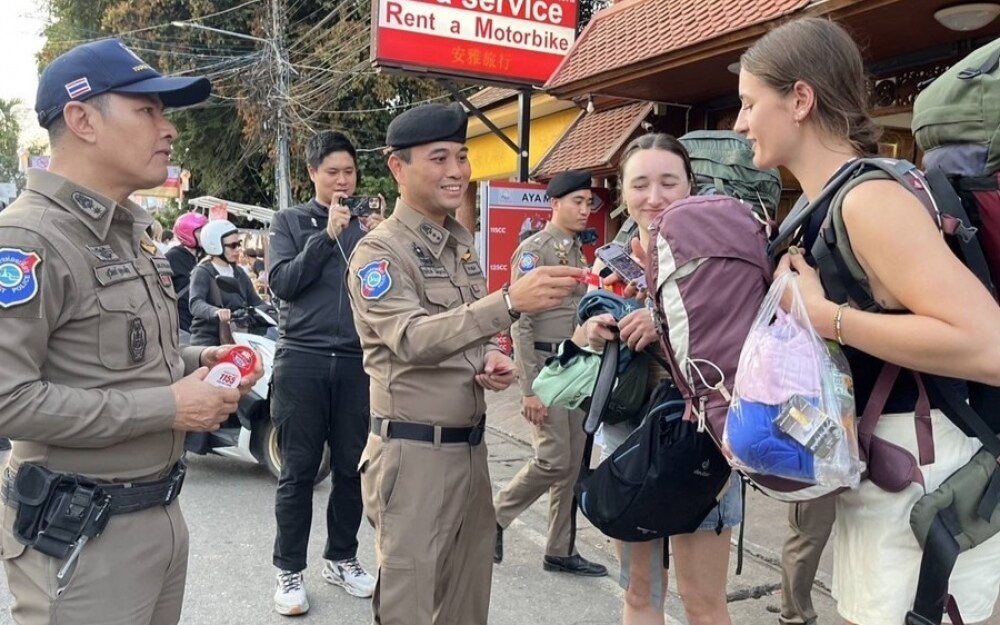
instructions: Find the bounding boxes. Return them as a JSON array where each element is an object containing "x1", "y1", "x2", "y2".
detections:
[
  {"x1": 924, "y1": 167, "x2": 996, "y2": 297},
  {"x1": 584, "y1": 338, "x2": 620, "y2": 436}
]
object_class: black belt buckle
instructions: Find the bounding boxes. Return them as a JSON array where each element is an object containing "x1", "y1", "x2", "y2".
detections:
[{"x1": 468, "y1": 422, "x2": 485, "y2": 446}]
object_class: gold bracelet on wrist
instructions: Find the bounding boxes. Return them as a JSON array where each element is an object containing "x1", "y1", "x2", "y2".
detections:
[{"x1": 834, "y1": 303, "x2": 850, "y2": 345}]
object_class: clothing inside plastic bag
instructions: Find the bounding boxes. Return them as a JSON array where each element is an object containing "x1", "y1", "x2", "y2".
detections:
[{"x1": 724, "y1": 273, "x2": 861, "y2": 492}]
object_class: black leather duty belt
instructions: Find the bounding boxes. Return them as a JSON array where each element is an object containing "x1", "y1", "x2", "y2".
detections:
[
  {"x1": 534, "y1": 341, "x2": 559, "y2": 353},
  {"x1": 1, "y1": 461, "x2": 186, "y2": 516},
  {"x1": 371, "y1": 417, "x2": 486, "y2": 446}
]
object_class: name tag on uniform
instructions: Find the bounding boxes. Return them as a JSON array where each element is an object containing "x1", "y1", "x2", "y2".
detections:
[
  {"x1": 151, "y1": 257, "x2": 173, "y2": 276},
  {"x1": 94, "y1": 262, "x2": 138, "y2": 286},
  {"x1": 463, "y1": 261, "x2": 482, "y2": 276},
  {"x1": 419, "y1": 265, "x2": 450, "y2": 279}
]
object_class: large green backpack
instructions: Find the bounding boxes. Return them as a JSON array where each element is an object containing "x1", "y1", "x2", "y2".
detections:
[
  {"x1": 912, "y1": 38, "x2": 1000, "y2": 176},
  {"x1": 680, "y1": 130, "x2": 782, "y2": 220}
]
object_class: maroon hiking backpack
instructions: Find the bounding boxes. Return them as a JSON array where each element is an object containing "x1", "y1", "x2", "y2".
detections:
[{"x1": 645, "y1": 194, "x2": 830, "y2": 499}]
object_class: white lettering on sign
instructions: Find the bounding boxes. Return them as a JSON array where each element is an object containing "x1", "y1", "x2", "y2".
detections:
[
  {"x1": 379, "y1": 0, "x2": 574, "y2": 54},
  {"x1": 459, "y1": 0, "x2": 563, "y2": 23},
  {"x1": 490, "y1": 264, "x2": 509, "y2": 271},
  {"x1": 490, "y1": 227, "x2": 507, "y2": 234},
  {"x1": 386, "y1": 1, "x2": 438, "y2": 28}
]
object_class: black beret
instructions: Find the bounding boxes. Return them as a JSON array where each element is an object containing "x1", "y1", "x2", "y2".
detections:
[
  {"x1": 547, "y1": 170, "x2": 593, "y2": 199},
  {"x1": 386, "y1": 103, "x2": 468, "y2": 150}
]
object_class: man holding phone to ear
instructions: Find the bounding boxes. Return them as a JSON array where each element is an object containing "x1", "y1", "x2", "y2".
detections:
[
  {"x1": 266, "y1": 130, "x2": 382, "y2": 616},
  {"x1": 493, "y1": 170, "x2": 608, "y2": 577}
]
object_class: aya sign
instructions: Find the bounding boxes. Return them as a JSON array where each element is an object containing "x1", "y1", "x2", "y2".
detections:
[
  {"x1": 373, "y1": 0, "x2": 579, "y2": 86},
  {"x1": 480, "y1": 180, "x2": 607, "y2": 292}
]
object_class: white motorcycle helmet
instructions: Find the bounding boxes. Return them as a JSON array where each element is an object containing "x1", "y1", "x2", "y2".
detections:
[{"x1": 199, "y1": 220, "x2": 239, "y2": 257}]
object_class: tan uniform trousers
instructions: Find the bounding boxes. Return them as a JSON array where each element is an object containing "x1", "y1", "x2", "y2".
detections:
[
  {"x1": 779, "y1": 495, "x2": 836, "y2": 625},
  {"x1": 494, "y1": 405, "x2": 586, "y2": 556},
  {"x1": 3, "y1": 499, "x2": 189, "y2": 625},
  {"x1": 360, "y1": 433, "x2": 495, "y2": 625}
]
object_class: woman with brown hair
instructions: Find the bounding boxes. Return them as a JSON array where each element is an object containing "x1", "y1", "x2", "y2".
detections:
[
  {"x1": 735, "y1": 17, "x2": 1000, "y2": 625},
  {"x1": 579, "y1": 132, "x2": 739, "y2": 625}
]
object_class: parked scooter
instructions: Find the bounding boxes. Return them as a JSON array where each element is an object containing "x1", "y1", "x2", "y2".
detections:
[{"x1": 184, "y1": 276, "x2": 331, "y2": 484}]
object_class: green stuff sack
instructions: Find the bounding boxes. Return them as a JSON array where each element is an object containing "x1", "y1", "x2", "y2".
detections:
[{"x1": 913, "y1": 39, "x2": 1000, "y2": 176}]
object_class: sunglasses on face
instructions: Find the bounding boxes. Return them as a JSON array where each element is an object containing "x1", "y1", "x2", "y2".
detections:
[{"x1": 223, "y1": 241, "x2": 242, "y2": 250}]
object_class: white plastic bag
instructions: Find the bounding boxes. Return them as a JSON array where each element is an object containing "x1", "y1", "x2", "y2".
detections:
[{"x1": 723, "y1": 272, "x2": 860, "y2": 493}]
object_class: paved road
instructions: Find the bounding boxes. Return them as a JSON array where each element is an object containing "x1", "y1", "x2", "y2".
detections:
[
  {"x1": 0, "y1": 432, "x2": 808, "y2": 625},
  {"x1": 0, "y1": 425, "x2": 995, "y2": 624}
]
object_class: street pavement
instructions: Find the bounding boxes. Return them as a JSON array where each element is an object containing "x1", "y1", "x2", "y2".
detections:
[{"x1": 0, "y1": 387, "x2": 996, "y2": 623}]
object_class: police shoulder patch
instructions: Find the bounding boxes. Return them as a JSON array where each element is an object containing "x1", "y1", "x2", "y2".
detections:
[
  {"x1": 517, "y1": 251, "x2": 539, "y2": 273},
  {"x1": 358, "y1": 258, "x2": 392, "y2": 300},
  {"x1": 0, "y1": 248, "x2": 43, "y2": 309}
]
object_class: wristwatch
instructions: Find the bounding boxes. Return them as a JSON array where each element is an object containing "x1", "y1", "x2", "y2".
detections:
[{"x1": 501, "y1": 284, "x2": 521, "y2": 320}]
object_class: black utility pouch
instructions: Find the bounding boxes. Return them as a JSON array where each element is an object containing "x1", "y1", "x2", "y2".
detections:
[{"x1": 11, "y1": 462, "x2": 62, "y2": 546}]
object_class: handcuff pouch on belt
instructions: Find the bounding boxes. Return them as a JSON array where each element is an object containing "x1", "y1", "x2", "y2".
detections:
[{"x1": 10, "y1": 463, "x2": 111, "y2": 559}]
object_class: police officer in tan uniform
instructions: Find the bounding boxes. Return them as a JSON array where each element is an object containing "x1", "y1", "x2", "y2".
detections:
[
  {"x1": 347, "y1": 103, "x2": 585, "y2": 625},
  {"x1": 0, "y1": 39, "x2": 261, "y2": 625},
  {"x1": 493, "y1": 171, "x2": 608, "y2": 577}
]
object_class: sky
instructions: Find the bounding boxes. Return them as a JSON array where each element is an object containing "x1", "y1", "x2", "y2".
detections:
[{"x1": 0, "y1": 0, "x2": 48, "y2": 146}]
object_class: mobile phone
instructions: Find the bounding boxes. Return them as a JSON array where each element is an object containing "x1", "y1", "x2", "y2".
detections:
[
  {"x1": 339, "y1": 196, "x2": 382, "y2": 218},
  {"x1": 595, "y1": 243, "x2": 646, "y2": 289}
]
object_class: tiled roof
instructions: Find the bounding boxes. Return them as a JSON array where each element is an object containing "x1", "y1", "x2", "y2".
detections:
[
  {"x1": 547, "y1": 0, "x2": 810, "y2": 90},
  {"x1": 532, "y1": 101, "x2": 652, "y2": 180},
  {"x1": 466, "y1": 87, "x2": 519, "y2": 110}
]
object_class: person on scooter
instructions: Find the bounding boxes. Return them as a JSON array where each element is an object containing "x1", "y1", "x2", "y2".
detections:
[
  {"x1": 189, "y1": 219, "x2": 263, "y2": 347},
  {"x1": 167, "y1": 211, "x2": 209, "y2": 339}
]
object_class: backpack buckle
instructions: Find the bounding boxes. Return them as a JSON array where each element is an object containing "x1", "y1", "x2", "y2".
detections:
[{"x1": 942, "y1": 214, "x2": 979, "y2": 243}]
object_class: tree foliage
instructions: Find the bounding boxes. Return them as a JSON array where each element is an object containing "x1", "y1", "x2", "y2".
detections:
[
  {"x1": 38, "y1": 0, "x2": 608, "y2": 208},
  {"x1": 0, "y1": 98, "x2": 22, "y2": 187}
]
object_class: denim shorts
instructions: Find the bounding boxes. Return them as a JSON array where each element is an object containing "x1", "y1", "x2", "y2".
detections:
[{"x1": 597, "y1": 422, "x2": 743, "y2": 531}]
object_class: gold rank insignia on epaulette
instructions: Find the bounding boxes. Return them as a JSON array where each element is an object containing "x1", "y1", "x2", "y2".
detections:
[
  {"x1": 555, "y1": 240, "x2": 571, "y2": 265},
  {"x1": 140, "y1": 238, "x2": 158, "y2": 255}
]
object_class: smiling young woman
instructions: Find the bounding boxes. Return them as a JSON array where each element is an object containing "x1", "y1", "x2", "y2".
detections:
[{"x1": 735, "y1": 17, "x2": 1000, "y2": 625}]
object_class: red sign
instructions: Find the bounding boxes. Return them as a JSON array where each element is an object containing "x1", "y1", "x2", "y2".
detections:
[
  {"x1": 372, "y1": 0, "x2": 579, "y2": 86},
  {"x1": 480, "y1": 180, "x2": 608, "y2": 292}
]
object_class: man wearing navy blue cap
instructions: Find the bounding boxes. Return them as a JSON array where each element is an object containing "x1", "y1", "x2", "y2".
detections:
[{"x1": 0, "y1": 39, "x2": 260, "y2": 625}]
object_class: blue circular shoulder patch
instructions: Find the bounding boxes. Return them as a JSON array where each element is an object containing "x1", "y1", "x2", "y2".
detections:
[
  {"x1": 358, "y1": 258, "x2": 392, "y2": 300},
  {"x1": 0, "y1": 248, "x2": 42, "y2": 309},
  {"x1": 518, "y1": 251, "x2": 539, "y2": 273}
]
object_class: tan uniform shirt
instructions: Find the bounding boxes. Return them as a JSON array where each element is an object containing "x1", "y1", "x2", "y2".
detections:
[
  {"x1": 347, "y1": 200, "x2": 512, "y2": 427},
  {"x1": 0, "y1": 170, "x2": 201, "y2": 482},
  {"x1": 510, "y1": 223, "x2": 588, "y2": 396}
]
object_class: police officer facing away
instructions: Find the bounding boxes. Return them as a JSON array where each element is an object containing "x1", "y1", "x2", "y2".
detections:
[
  {"x1": 267, "y1": 131, "x2": 381, "y2": 616},
  {"x1": 0, "y1": 39, "x2": 262, "y2": 625},
  {"x1": 493, "y1": 170, "x2": 608, "y2": 577},
  {"x1": 347, "y1": 103, "x2": 586, "y2": 625}
]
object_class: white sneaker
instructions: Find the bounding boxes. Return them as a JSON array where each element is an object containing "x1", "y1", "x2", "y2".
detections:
[
  {"x1": 274, "y1": 570, "x2": 309, "y2": 616},
  {"x1": 322, "y1": 557, "x2": 376, "y2": 598}
]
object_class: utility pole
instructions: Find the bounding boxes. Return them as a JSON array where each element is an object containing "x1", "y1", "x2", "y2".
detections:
[{"x1": 271, "y1": 0, "x2": 292, "y2": 210}]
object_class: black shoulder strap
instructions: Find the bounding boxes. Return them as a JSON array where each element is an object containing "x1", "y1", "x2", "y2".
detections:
[
  {"x1": 924, "y1": 167, "x2": 996, "y2": 297},
  {"x1": 767, "y1": 159, "x2": 869, "y2": 255},
  {"x1": 584, "y1": 339, "x2": 620, "y2": 436}
]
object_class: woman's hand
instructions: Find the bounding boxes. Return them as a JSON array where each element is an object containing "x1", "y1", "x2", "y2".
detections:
[
  {"x1": 774, "y1": 247, "x2": 838, "y2": 338},
  {"x1": 584, "y1": 313, "x2": 619, "y2": 350},
  {"x1": 618, "y1": 308, "x2": 659, "y2": 352}
]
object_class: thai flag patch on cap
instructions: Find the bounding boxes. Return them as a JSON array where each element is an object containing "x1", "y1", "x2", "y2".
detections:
[{"x1": 65, "y1": 77, "x2": 92, "y2": 99}]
